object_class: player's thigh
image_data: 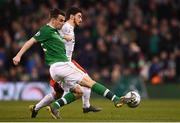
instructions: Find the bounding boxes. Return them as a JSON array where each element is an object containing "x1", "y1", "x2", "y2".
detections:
[
  {"x1": 69, "y1": 61, "x2": 95, "y2": 88},
  {"x1": 49, "y1": 62, "x2": 71, "y2": 81},
  {"x1": 68, "y1": 62, "x2": 96, "y2": 88}
]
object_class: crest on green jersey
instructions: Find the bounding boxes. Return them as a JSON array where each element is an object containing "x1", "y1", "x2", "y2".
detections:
[{"x1": 35, "y1": 31, "x2": 40, "y2": 36}]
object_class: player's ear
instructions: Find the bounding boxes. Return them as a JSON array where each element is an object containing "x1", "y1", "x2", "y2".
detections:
[
  {"x1": 50, "y1": 18, "x2": 55, "y2": 22},
  {"x1": 70, "y1": 14, "x2": 74, "y2": 20}
]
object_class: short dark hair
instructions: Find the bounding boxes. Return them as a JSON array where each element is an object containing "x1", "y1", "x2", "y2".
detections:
[
  {"x1": 66, "y1": 7, "x2": 82, "y2": 20},
  {"x1": 50, "y1": 8, "x2": 65, "y2": 19}
]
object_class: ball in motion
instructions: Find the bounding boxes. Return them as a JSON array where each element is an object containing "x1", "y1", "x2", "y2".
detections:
[{"x1": 125, "y1": 91, "x2": 141, "y2": 108}]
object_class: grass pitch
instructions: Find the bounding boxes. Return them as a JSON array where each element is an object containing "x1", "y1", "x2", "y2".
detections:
[{"x1": 0, "y1": 99, "x2": 180, "y2": 122}]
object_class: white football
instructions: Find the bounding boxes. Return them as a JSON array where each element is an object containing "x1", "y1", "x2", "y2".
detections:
[{"x1": 125, "y1": 91, "x2": 141, "y2": 108}]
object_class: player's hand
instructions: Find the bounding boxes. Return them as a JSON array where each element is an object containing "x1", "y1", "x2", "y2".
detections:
[
  {"x1": 63, "y1": 35, "x2": 73, "y2": 41},
  {"x1": 13, "y1": 55, "x2": 21, "y2": 66}
]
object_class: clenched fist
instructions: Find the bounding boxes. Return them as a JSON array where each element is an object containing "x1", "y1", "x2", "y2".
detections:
[{"x1": 13, "y1": 55, "x2": 21, "y2": 65}]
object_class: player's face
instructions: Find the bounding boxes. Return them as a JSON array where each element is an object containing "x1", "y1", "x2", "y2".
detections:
[
  {"x1": 74, "y1": 12, "x2": 82, "y2": 26},
  {"x1": 54, "y1": 15, "x2": 65, "y2": 29}
]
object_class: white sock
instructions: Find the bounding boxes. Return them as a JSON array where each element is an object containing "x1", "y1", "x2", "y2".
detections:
[
  {"x1": 35, "y1": 93, "x2": 55, "y2": 111},
  {"x1": 82, "y1": 87, "x2": 91, "y2": 108}
]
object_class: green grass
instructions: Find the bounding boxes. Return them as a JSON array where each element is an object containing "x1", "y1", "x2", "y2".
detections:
[{"x1": 0, "y1": 99, "x2": 180, "y2": 122}]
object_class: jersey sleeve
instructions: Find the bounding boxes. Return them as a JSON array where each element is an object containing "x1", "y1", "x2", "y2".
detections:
[{"x1": 33, "y1": 29, "x2": 46, "y2": 43}]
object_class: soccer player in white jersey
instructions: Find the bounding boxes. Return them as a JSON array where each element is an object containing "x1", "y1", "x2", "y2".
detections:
[
  {"x1": 29, "y1": 10, "x2": 101, "y2": 118},
  {"x1": 59, "y1": 14, "x2": 102, "y2": 112}
]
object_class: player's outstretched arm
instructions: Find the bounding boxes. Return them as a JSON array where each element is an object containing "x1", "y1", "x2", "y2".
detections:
[{"x1": 13, "y1": 37, "x2": 37, "y2": 65}]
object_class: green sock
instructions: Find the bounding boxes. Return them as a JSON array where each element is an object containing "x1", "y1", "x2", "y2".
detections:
[
  {"x1": 52, "y1": 92, "x2": 76, "y2": 109},
  {"x1": 92, "y1": 83, "x2": 119, "y2": 102}
]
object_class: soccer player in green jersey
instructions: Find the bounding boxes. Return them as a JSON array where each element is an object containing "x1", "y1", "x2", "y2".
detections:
[
  {"x1": 13, "y1": 8, "x2": 134, "y2": 119},
  {"x1": 29, "y1": 8, "x2": 101, "y2": 118}
]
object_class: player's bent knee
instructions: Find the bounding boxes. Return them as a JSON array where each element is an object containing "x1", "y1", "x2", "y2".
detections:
[
  {"x1": 74, "y1": 92, "x2": 83, "y2": 98},
  {"x1": 80, "y1": 76, "x2": 96, "y2": 88},
  {"x1": 70, "y1": 84, "x2": 83, "y2": 97}
]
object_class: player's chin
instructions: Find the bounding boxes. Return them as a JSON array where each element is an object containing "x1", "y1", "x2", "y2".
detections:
[
  {"x1": 76, "y1": 23, "x2": 81, "y2": 26},
  {"x1": 57, "y1": 26, "x2": 61, "y2": 30}
]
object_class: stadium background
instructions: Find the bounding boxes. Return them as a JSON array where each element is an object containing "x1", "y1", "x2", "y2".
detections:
[{"x1": 0, "y1": 0, "x2": 180, "y2": 121}]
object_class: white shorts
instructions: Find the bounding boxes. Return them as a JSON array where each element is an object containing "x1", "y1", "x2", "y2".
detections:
[{"x1": 49, "y1": 61, "x2": 86, "y2": 92}]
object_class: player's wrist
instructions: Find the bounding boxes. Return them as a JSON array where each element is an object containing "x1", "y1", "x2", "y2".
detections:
[{"x1": 16, "y1": 53, "x2": 22, "y2": 58}]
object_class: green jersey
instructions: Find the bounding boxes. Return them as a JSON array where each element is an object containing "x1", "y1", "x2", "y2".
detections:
[{"x1": 33, "y1": 25, "x2": 68, "y2": 65}]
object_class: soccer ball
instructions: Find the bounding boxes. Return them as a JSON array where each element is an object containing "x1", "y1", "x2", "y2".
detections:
[{"x1": 125, "y1": 91, "x2": 141, "y2": 108}]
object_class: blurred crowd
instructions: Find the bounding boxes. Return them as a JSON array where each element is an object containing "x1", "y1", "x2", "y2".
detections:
[{"x1": 0, "y1": 0, "x2": 179, "y2": 84}]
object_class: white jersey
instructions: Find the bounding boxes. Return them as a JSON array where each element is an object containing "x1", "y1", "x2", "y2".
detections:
[{"x1": 59, "y1": 22, "x2": 75, "y2": 61}]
